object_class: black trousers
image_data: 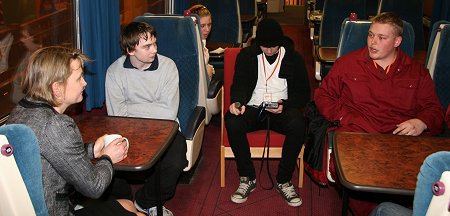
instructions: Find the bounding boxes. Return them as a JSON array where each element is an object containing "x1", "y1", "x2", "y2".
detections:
[
  {"x1": 134, "y1": 131, "x2": 188, "y2": 208},
  {"x1": 225, "y1": 106, "x2": 306, "y2": 183},
  {"x1": 74, "y1": 199, "x2": 136, "y2": 216}
]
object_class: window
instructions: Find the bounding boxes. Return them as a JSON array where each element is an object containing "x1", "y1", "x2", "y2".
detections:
[
  {"x1": 0, "y1": 0, "x2": 75, "y2": 124},
  {"x1": 119, "y1": 0, "x2": 167, "y2": 25}
]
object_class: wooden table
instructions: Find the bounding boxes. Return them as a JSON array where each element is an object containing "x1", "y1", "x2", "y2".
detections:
[
  {"x1": 333, "y1": 132, "x2": 450, "y2": 215},
  {"x1": 76, "y1": 115, "x2": 179, "y2": 171},
  {"x1": 77, "y1": 115, "x2": 178, "y2": 215}
]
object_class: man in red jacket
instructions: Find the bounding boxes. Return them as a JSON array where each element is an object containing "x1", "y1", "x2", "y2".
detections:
[
  {"x1": 315, "y1": 12, "x2": 444, "y2": 136},
  {"x1": 314, "y1": 12, "x2": 445, "y2": 216}
]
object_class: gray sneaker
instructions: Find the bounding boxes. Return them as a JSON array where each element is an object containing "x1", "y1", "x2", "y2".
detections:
[
  {"x1": 276, "y1": 181, "x2": 302, "y2": 207},
  {"x1": 231, "y1": 177, "x2": 256, "y2": 203},
  {"x1": 134, "y1": 201, "x2": 173, "y2": 216}
]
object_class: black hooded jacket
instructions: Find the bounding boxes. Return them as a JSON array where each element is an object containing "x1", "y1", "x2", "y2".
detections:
[{"x1": 230, "y1": 36, "x2": 311, "y2": 109}]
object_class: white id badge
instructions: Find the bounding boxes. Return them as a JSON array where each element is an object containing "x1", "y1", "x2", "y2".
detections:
[{"x1": 263, "y1": 93, "x2": 272, "y2": 102}]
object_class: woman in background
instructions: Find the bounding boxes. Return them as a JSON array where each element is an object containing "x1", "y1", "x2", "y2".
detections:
[{"x1": 187, "y1": 4, "x2": 215, "y2": 80}]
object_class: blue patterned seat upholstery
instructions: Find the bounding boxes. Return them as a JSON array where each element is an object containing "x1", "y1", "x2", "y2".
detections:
[
  {"x1": 200, "y1": 0, "x2": 242, "y2": 44},
  {"x1": 314, "y1": 0, "x2": 367, "y2": 80},
  {"x1": 134, "y1": 15, "x2": 206, "y2": 171},
  {"x1": 426, "y1": 21, "x2": 450, "y2": 109},
  {"x1": 239, "y1": 0, "x2": 258, "y2": 40},
  {"x1": 378, "y1": 0, "x2": 425, "y2": 50}
]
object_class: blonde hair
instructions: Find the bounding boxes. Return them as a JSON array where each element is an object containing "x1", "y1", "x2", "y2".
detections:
[
  {"x1": 188, "y1": 4, "x2": 211, "y2": 18},
  {"x1": 371, "y1": 12, "x2": 404, "y2": 36},
  {"x1": 21, "y1": 46, "x2": 89, "y2": 106}
]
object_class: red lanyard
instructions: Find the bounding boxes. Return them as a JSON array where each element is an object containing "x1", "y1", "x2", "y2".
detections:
[{"x1": 262, "y1": 49, "x2": 282, "y2": 82}]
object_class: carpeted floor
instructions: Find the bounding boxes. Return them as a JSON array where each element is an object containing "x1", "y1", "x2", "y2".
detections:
[
  {"x1": 165, "y1": 116, "x2": 343, "y2": 216},
  {"x1": 267, "y1": 5, "x2": 307, "y2": 25}
]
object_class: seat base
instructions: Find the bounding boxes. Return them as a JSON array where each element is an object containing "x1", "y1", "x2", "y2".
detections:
[
  {"x1": 0, "y1": 135, "x2": 36, "y2": 215},
  {"x1": 206, "y1": 88, "x2": 222, "y2": 116},
  {"x1": 184, "y1": 119, "x2": 206, "y2": 172}
]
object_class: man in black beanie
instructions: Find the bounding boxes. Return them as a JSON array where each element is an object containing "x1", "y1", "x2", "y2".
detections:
[{"x1": 225, "y1": 18, "x2": 310, "y2": 207}]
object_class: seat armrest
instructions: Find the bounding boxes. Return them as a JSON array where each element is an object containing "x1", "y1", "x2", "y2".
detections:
[
  {"x1": 314, "y1": 47, "x2": 337, "y2": 81},
  {"x1": 242, "y1": 33, "x2": 250, "y2": 46},
  {"x1": 207, "y1": 78, "x2": 223, "y2": 99},
  {"x1": 308, "y1": 10, "x2": 323, "y2": 22},
  {"x1": 257, "y1": 1, "x2": 267, "y2": 16},
  {"x1": 183, "y1": 106, "x2": 206, "y2": 140},
  {"x1": 312, "y1": 32, "x2": 319, "y2": 46},
  {"x1": 241, "y1": 14, "x2": 256, "y2": 24},
  {"x1": 316, "y1": 47, "x2": 337, "y2": 63}
]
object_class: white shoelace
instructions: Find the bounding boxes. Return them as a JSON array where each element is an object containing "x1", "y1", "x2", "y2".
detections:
[
  {"x1": 280, "y1": 183, "x2": 297, "y2": 199},
  {"x1": 236, "y1": 182, "x2": 252, "y2": 195}
]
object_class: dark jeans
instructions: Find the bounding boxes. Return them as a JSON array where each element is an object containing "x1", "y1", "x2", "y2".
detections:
[
  {"x1": 134, "y1": 131, "x2": 188, "y2": 208},
  {"x1": 225, "y1": 106, "x2": 306, "y2": 183}
]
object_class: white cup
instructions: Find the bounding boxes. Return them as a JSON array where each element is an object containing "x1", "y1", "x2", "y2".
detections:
[{"x1": 104, "y1": 134, "x2": 129, "y2": 148}]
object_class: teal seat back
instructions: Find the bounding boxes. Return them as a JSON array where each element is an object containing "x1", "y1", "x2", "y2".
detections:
[
  {"x1": 426, "y1": 21, "x2": 450, "y2": 108},
  {"x1": 0, "y1": 124, "x2": 48, "y2": 216},
  {"x1": 337, "y1": 19, "x2": 415, "y2": 58},
  {"x1": 134, "y1": 15, "x2": 200, "y2": 135}
]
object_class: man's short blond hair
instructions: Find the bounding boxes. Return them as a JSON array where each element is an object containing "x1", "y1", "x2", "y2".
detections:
[{"x1": 371, "y1": 12, "x2": 404, "y2": 37}]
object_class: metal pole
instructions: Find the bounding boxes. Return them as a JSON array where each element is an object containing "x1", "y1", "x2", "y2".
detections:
[
  {"x1": 73, "y1": 0, "x2": 81, "y2": 50},
  {"x1": 166, "y1": 0, "x2": 173, "y2": 14}
]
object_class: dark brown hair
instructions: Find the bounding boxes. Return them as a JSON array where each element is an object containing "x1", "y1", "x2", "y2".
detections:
[{"x1": 120, "y1": 22, "x2": 156, "y2": 55}]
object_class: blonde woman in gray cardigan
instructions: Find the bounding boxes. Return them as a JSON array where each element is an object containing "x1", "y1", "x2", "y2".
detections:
[{"x1": 7, "y1": 46, "x2": 144, "y2": 216}]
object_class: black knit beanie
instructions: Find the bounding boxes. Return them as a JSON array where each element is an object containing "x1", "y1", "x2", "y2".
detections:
[{"x1": 254, "y1": 18, "x2": 284, "y2": 47}]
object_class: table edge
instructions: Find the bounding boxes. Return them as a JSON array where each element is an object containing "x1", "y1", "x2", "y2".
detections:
[{"x1": 332, "y1": 132, "x2": 415, "y2": 196}]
